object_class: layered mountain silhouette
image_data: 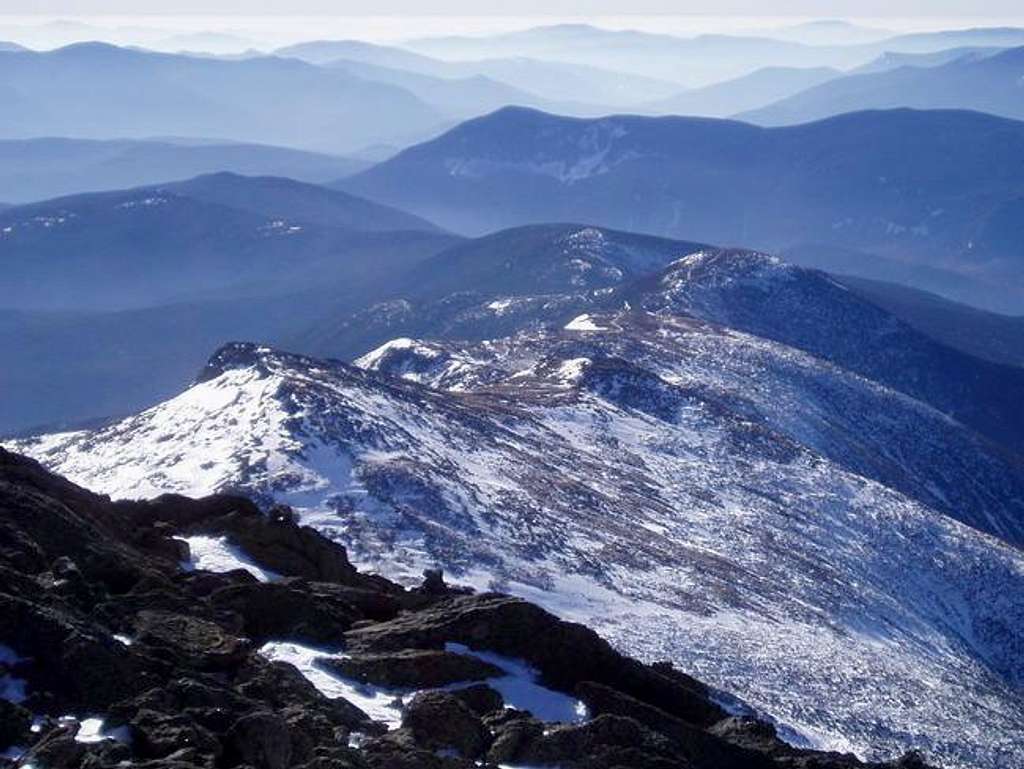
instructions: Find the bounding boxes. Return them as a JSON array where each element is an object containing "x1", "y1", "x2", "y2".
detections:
[
  {"x1": 0, "y1": 137, "x2": 369, "y2": 204},
  {"x1": 0, "y1": 43, "x2": 446, "y2": 153},
  {"x1": 341, "y1": 106, "x2": 1024, "y2": 310},
  {"x1": 402, "y1": 23, "x2": 1024, "y2": 86},
  {"x1": 0, "y1": 172, "x2": 450, "y2": 310},
  {"x1": 644, "y1": 66, "x2": 841, "y2": 117},
  {"x1": 277, "y1": 38, "x2": 682, "y2": 108},
  {"x1": 742, "y1": 46, "x2": 1024, "y2": 125}
]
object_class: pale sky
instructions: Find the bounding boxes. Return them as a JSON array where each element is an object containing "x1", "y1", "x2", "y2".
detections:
[{"x1": 1, "y1": 0, "x2": 1021, "y2": 16}]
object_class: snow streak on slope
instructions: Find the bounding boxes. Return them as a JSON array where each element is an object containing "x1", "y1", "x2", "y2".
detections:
[{"x1": 12, "y1": 318, "x2": 1024, "y2": 769}]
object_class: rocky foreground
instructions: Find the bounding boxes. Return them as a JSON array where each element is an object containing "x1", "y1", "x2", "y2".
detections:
[{"x1": 0, "y1": 447, "x2": 932, "y2": 769}]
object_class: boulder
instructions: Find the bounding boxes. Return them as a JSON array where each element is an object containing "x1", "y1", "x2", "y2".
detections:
[
  {"x1": 128, "y1": 708, "x2": 220, "y2": 760},
  {"x1": 506, "y1": 713, "x2": 678, "y2": 767},
  {"x1": 0, "y1": 698, "x2": 32, "y2": 748},
  {"x1": 345, "y1": 594, "x2": 723, "y2": 727},
  {"x1": 0, "y1": 594, "x2": 151, "y2": 711},
  {"x1": 485, "y1": 715, "x2": 545, "y2": 763},
  {"x1": 578, "y1": 682, "x2": 771, "y2": 768},
  {"x1": 308, "y1": 582, "x2": 403, "y2": 622},
  {"x1": 450, "y1": 683, "x2": 504, "y2": 716},
  {"x1": 134, "y1": 610, "x2": 249, "y2": 671},
  {"x1": 17, "y1": 725, "x2": 86, "y2": 769},
  {"x1": 235, "y1": 656, "x2": 371, "y2": 733},
  {"x1": 359, "y1": 728, "x2": 477, "y2": 769},
  {"x1": 316, "y1": 649, "x2": 502, "y2": 689},
  {"x1": 226, "y1": 710, "x2": 292, "y2": 769},
  {"x1": 210, "y1": 580, "x2": 361, "y2": 645},
  {"x1": 401, "y1": 690, "x2": 489, "y2": 758}
]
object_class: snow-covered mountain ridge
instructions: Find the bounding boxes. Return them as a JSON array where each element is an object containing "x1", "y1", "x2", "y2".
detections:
[{"x1": 12, "y1": 305, "x2": 1024, "y2": 768}]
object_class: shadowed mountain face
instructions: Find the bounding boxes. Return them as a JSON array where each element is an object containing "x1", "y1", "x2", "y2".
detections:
[
  {"x1": 341, "y1": 106, "x2": 1024, "y2": 311},
  {"x1": 0, "y1": 137, "x2": 370, "y2": 205},
  {"x1": 836, "y1": 276, "x2": 1024, "y2": 368},
  {"x1": 0, "y1": 173, "x2": 452, "y2": 311},
  {"x1": 741, "y1": 46, "x2": 1024, "y2": 126},
  {"x1": 161, "y1": 173, "x2": 441, "y2": 233},
  {"x1": 0, "y1": 43, "x2": 446, "y2": 154},
  {"x1": 0, "y1": 174, "x2": 459, "y2": 435},
  {"x1": 290, "y1": 223, "x2": 707, "y2": 359},
  {"x1": 626, "y1": 251, "x2": 1024, "y2": 459},
  {"x1": 778, "y1": 242, "x2": 1024, "y2": 315}
]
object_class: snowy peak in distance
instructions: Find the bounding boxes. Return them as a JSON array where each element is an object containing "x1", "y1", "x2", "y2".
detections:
[
  {"x1": 289, "y1": 223, "x2": 708, "y2": 362},
  {"x1": 401, "y1": 223, "x2": 708, "y2": 301},
  {"x1": 634, "y1": 248, "x2": 1024, "y2": 460}
]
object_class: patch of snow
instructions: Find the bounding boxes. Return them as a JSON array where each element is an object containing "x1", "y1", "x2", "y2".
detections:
[
  {"x1": 73, "y1": 718, "x2": 107, "y2": 744},
  {"x1": 487, "y1": 299, "x2": 516, "y2": 316},
  {"x1": 445, "y1": 643, "x2": 587, "y2": 723},
  {"x1": 258, "y1": 641, "x2": 405, "y2": 729},
  {"x1": 50, "y1": 716, "x2": 131, "y2": 745},
  {"x1": 564, "y1": 314, "x2": 607, "y2": 332},
  {"x1": 176, "y1": 535, "x2": 281, "y2": 582},
  {"x1": 355, "y1": 338, "x2": 441, "y2": 371},
  {"x1": 116, "y1": 196, "x2": 168, "y2": 209},
  {"x1": 554, "y1": 358, "x2": 590, "y2": 383}
]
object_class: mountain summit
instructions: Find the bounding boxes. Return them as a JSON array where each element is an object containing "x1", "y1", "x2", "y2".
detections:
[{"x1": 15, "y1": 297, "x2": 1024, "y2": 767}]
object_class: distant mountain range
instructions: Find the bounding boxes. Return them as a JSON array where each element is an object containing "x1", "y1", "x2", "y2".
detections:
[
  {"x1": 402, "y1": 23, "x2": 1024, "y2": 87},
  {"x1": 0, "y1": 43, "x2": 447, "y2": 154},
  {"x1": 0, "y1": 137, "x2": 369, "y2": 204},
  {"x1": 850, "y1": 45, "x2": 1006, "y2": 74},
  {"x1": 0, "y1": 173, "x2": 458, "y2": 434},
  {"x1": 742, "y1": 46, "x2": 1024, "y2": 125},
  {"x1": 5, "y1": 22, "x2": 1024, "y2": 769},
  {"x1": 764, "y1": 19, "x2": 895, "y2": 45},
  {"x1": 3, "y1": 31, "x2": 1024, "y2": 164},
  {"x1": 277, "y1": 39, "x2": 680, "y2": 108},
  {"x1": 341, "y1": 106, "x2": 1024, "y2": 312},
  {"x1": 403, "y1": 25, "x2": 846, "y2": 87},
  {"x1": 644, "y1": 66, "x2": 841, "y2": 118},
  {"x1": 0, "y1": 172, "x2": 450, "y2": 311}
]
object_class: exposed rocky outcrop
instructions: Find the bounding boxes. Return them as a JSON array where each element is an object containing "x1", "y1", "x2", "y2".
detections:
[{"x1": 0, "y1": 447, "x2": 935, "y2": 769}]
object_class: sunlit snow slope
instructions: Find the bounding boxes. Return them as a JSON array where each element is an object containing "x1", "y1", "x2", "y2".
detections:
[{"x1": 13, "y1": 308, "x2": 1024, "y2": 769}]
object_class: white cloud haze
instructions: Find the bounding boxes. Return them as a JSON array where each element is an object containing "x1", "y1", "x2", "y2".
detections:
[{"x1": 2, "y1": 0, "x2": 1022, "y2": 15}]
